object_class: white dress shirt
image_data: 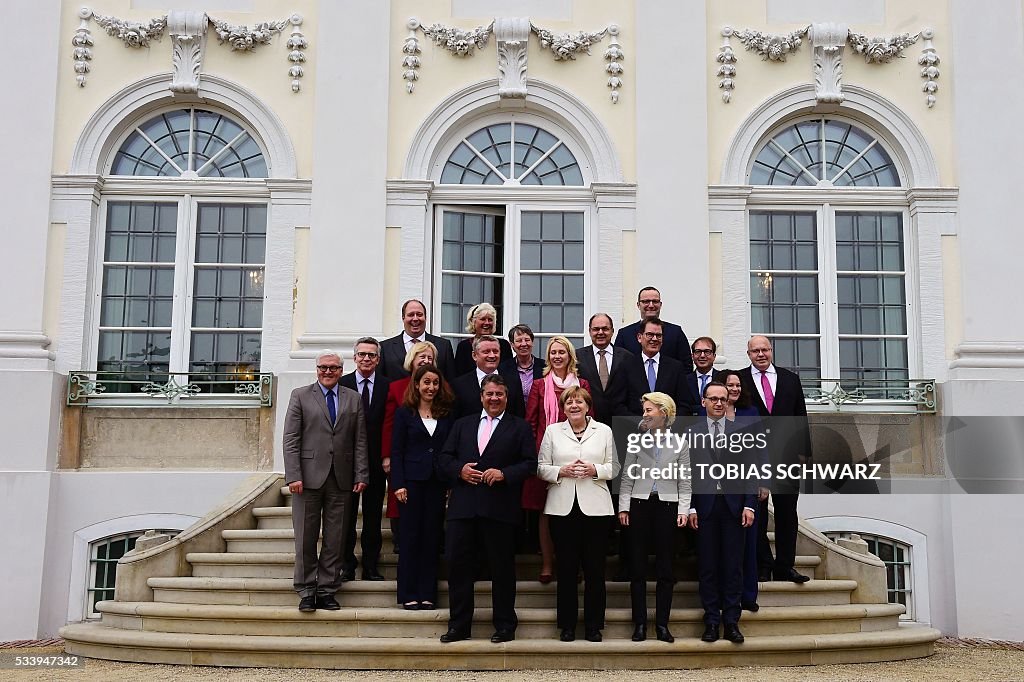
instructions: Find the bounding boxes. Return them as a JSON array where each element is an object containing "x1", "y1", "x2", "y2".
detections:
[{"x1": 750, "y1": 364, "x2": 777, "y2": 407}]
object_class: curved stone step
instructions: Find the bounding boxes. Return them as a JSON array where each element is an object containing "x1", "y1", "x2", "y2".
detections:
[
  {"x1": 253, "y1": 505, "x2": 392, "y2": 530},
  {"x1": 149, "y1": 576, "x2": 856, "y2": 609},
  {"x1": 94, "y1": 600, "x2": 904, "y2": 639},
  {"x1": 59, "y1": 622, "x2": 940, "y2": 669}
]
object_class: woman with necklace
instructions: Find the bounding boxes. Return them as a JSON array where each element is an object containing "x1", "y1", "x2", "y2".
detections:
[
  {"x1": 523, "y1": 335, "x2": 591, "y2": 583},
  {"x1": 390, "y1": 364, "x2": 454, "y2": 610},
  {"x1": 537, "y1": 386, "x2": 617, "y2": 642}
]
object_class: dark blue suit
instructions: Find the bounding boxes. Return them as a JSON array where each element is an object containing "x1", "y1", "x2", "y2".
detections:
[
  {"x1": 391, "y1": 406, "x2": 453, "y2": 604},
  {"x1": 436, "y1": 411, "x2": 537, "y2": 635},
  {"x1": 690, "y1": 419, "x2": 757, "y2": 627},
  {"x1": 614, "y1": 320, "x2": 693, "y2": 372}
]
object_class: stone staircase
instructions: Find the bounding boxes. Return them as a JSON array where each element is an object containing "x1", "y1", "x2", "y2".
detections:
[{"x1": 60, "y1": 473, "x2": 940, "y2": 669}]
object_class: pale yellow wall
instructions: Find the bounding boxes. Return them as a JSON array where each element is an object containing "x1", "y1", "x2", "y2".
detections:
[
  {"x1": 387, "y1": 0, "x2": 636, "y2": 181},
  {"x1": 43, "y1": 223, "x2": 66, "y2": 343},
  {"x1": 53, "y1": 0, "x2": 317, "y2": 178},
  {"x1": 706, "y1": 1, "x2": 955, "y2": 186}
]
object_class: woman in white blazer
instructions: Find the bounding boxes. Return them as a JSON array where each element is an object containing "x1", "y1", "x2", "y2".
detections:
[
  {"x1": 618, "y1": 391, "x2": 691, "y2": 644},
  {"x1": 537, "y1": 386, "x2": 618, "y2": 643}
]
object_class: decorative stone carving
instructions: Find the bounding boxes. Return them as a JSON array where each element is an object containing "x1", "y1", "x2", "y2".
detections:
[
  {"x1": 72, "y1": 7, "x2": 94, "y2": 87},
  {"x1": 736, "y1": 26, "x2": 806, "y2": 61},
  {"x1": 716, "y1": 27, "x2": 737, "y2": 103},
  {"x1": 209, "y1": 17, "x2": 287, "y2": 51},
  {"x1": 918, "y1": 29, "x2": 940, "y2": 108},
  {"x1": 531, "y1": 23, "x2": 607, "y2": 60},
  {"x1": 91, "y1": 9, "x2": 167, "y2": 48},
  {"x1": 420, "y1": 21, "x2": 493, "y2": 56},
  {"x1": 809, "y1": 22, "x2": 847, "y2": 104},
  {"x1": 603, "y1": 25, "x2": 623, "y2": 103},
  {"x1": 286, "y1": 14, "x2": 307, "y2": 93},
  {"x1": 401, "y1": 19, "x2": 422, "y2": 93},
  {"x1": 168, "y1": 11, "x2": 208, "y2": 95},
  {"x1": 848, "y1": 30, "x2": 919, "y2": 63},
  {"x1": 495, "y1": 17, "x2": 530, "y2": 99}
]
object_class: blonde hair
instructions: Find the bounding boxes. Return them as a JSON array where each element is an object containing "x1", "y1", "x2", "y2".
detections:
[
  {"x1": 403, "y1": 340, "x2": 438, "y2": 372},
  {"x1": 641, "y1": 391, "x2": 677, "y2": 426},
  {"x1": 465, "y1": 302, "x2": 497, "y2": 334},
  {"x1": 541, "y1": 335, "x2": 579, "y2": 377}
]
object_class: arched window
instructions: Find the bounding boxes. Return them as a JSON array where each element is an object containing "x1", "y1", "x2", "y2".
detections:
[
  {"x1": 826, "y1": 531, "x2": 914, "y2": 619},
  {"x1": 87, "y1": 529, "x2": 180, "y2": 618},
  {"x1": 746, "y1": 117, "x2": 911, "y2": 394},
  {"x1": 95, "y1": 107, "x2": 269, "y2": 395},
  {"x1": 441, "y1": 122, "x2": 584, "y2": 186}
]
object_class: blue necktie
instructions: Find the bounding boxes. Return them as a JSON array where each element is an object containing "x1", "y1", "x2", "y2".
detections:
[
  {"x1": 700, "y1": 374, "x2": 708, "y2": 396},
  {"x1": 326, "y1": 389, "x2": 337, "y2": 424},
  {"x1": 646, "y1": 358, "x2": 657, "y2": 392}
]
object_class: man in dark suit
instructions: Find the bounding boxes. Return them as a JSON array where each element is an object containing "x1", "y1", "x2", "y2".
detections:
[
  {"x1": 614, "y1": 286, "x2": 693, "y2": 371},
  {"x1": 623, "y1": 318, "x2": 693, "y2": 416},
  {"x1": 451, "y1": 335, "x2": 525, "y2": 419},
  {"x1": 684, "y1": 336, "x2": 724, "y2": 412},
  {"x1": 498, "y1": 323, "x2": 545, "y2": 412},
  {"x1": 688, "y1": 381, "x2": 757, "y2": 643},
  {"x1": 739, "y1": 335, "x2": 812, "y2": 584},
  {"x1": 378, "y1": 299, "x2": 456, "y2": 380},
  {"x1": 283, "y1": 351, "x2": 369, "y2": 612},
  {"x1": 435, "y1": 374, "x2": 537, "y2": 643},
  {"x1": 339, "y1": 337, "x2": 391, "y2": 582}
]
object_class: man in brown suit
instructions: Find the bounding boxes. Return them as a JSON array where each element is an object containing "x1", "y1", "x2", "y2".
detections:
[{"x1": 283, "y1": 351, "x2": 369, "y2": 612}]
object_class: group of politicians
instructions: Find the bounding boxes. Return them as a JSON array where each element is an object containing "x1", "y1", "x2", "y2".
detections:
[{"x1": 282, "y1": 286, "x2": 812, "y2": 645}]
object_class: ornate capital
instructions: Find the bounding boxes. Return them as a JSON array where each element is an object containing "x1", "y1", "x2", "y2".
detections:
[
  {"x1": 168, "y1": 11, "x2": 208, "y2": 95},
  {"x1": 495, "y1": 17, "x2": 530, "y2": 99}
]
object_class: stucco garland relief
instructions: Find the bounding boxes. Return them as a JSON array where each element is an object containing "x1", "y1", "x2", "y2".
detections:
[
  {"x1": 715, "y1": 23, "x2": 940, "y2": 108},
  {"x1": 71, "y1": 7, "x2": 307, "y2": 93},
  {"x1": 402, "y1": 17, "x2": 623, "y2": 103}
]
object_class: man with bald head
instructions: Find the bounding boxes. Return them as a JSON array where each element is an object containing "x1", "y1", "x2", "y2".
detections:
[{"x1": 739, "y1": 335, "x2": 812, "y2": 584}]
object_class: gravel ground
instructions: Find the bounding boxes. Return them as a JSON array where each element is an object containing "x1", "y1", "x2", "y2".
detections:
[{"x1": 1, "y1": 643, "x2": 1023, "y2": 682}]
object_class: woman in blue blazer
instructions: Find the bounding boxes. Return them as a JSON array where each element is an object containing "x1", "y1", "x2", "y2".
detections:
[{"x1": 391, "y1": 364, "x2": 455, "y2": 609}]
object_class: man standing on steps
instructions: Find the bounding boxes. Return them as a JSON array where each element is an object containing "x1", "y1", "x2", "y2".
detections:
[
  {"x1": 283, "y1": 351, "x2": 369, "y2": 613},
  {"x1": 739, "y1": 335, "x2": 813, "y2": 584},
  {"x1": 614, "y1": 286, "x2": 694, "y2": 371},
  {"x1": 436, "y1": 374, "x2": 536, "y2": 644},
  {"x1": 340, "y1": 337, "x2": 391, "y2": 582},
  {"x1": 378, "y1": 298, "x2": 456, "y2": 380}
]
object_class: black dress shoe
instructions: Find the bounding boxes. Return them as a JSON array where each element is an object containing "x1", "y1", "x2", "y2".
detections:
[
  {"x1": 585, "y1": 628, "x2": 602, "y2": 642},
  {"x1": 631, "y1": 624, "x2": 647, "y2": 642},
  {"x1": 611, "y1": 574, "x2": 630, "y2": 582},
  {"x1": 757, "y1": 571, "x2": 772, "y2": 582},
  {"x1": 419, "y1": 602, "x2": 436, "y2": 610},
  {"x1": 316, "y1": 595, "x2": 341, "y2": 610},
  {"x1": 742, "y1": 601, "x2": 760, "y2": 612},
  {"x1": 655, "y1": 625, "x2": 674, "y2": 643},
  {"x1": 362, "y1": 569, "x2": 385, "y2": 581},
  {"x1": 775, "y1": 568, "x2": 810, "y2": 583},
  {"x1": 339, "y1": 569, "x2": 355, "y2": 583},
  {"x1": 559, "y1": 628, "x2": 575, "y2": 642},
  {"x1": 439, "y1": 629, "x2": 469, "y2": 643},
  {"x1": 700, "y1": 624, "x2": 719, "y2": 642},
  {"x1": 298, "y1": 595, "x2": 317, "y2": 612},
  {"x1": 403, "y1": 602, "x2": 420, "y2": 610},
  {"x1": 723, "y1": 623, "x2": 745, "y2": 643},
  {"x1": 490, "y1": 629, "x2": 515, "y2": 643}
]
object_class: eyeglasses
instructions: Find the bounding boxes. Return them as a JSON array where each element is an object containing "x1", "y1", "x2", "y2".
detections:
[
  {"x1": 316, "y1": 365, "x2": 342, "y2": 372},
  {"x1": 355, "y1": 351, "x2": 378, "y2": 359},
  {"x1": 642, "y1": 332, "x2": 663, "y2": 339},
  {"x1": 704, "y1": 396, "x2": 728, "y2": 403},
  {"x1": 638, "y1": 299, "x2": 661, "y2": 306},
  {"x1": 692, "y1": 349, "x2": 715, "y2": 355}
]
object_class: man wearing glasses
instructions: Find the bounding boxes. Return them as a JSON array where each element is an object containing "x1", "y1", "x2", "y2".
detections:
[
  {"x1": 340, "y1": 338, "x2": 392, "y2": 582},
  {"x1": 614, "y1": 287, "x2": 693, "y2": 371},
  {"x1": 685, "y1": 337, "x2": 723, "y2": 412},
  {"x1": 283, "y1": 351, "x2": 369, "y2": 612},
  {"x1": 623, "y1": 318, "x2": 692, "y2": 416}
]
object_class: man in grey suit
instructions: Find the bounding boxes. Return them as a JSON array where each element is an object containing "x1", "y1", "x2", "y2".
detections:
[
  {"x1": 283, "y1": 351, "x2": 369, "y2": 612},
  {"x1": 378, "y1": 299, "x2": 456, "y2": 380}
]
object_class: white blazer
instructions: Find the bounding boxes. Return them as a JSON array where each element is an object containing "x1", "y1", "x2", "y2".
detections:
[
  {"x1": 618, "y1": 427, "x2": 691, "y2": 515},
  {"x1": 537, "y1": 419, "x2": 618, "y2": 517}
]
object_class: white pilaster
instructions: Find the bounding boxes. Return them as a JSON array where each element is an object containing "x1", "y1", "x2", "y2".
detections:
[
  {"x1": 592, "y1": 183, "x2": 638, "y2": 323},
  {"x1": 635, "y1": 0, "x2": 709, "y2": 333}
]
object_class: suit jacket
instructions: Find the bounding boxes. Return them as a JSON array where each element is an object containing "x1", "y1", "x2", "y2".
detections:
[
  {"x1": 614, "y1": 319, "x2": 693, "y2": 371},
  {"x1": 576, "y1": 345, "x2": 634, "y2": 425},
  {"x1": 618, "y1": 426, "x2": 691, "y2": 514},
  {"x1": 436, "y1": 412, "x2": 537, "y2": 524},
  {"x1": 684, "y1": 369, "x2": 725, "y2": 412},
  {"x1": 739, "y1": 364, "x2": 813, "y2": 465},
  {"x1": 688, "y1": 419, "x2": 757, "y2": 520},
  {"x1": 453, "y1": 337, "x2": 513, "y2": 377},
  {"x1": 340, "y1": 371, "x2": 391, "y2": 464},
  {"x1": 378, "y1": 332, "x2": 456, "y2": 380},
  {"x1": 450, "y1": 369, "x2": 526, "y2": 420},
  {"x1": 623, "y1": 353, "x2": 694, "y2": 416},
  {"x1": 283, "y1": 383, "x2": 369, "y2": 490},
  {"x1": 537, "y1": 420, "x2": 617, "y2": 516},
  {"x1": 389, "y1": 406, "x2": 453, "y2": 490}
]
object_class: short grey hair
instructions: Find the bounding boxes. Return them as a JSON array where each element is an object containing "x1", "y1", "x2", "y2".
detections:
[
  {"x1": 315, "y1": 349, "x2": 342, "y2": 366},
  {"x1": 472, "y1": 334, "x2": 500, "y2": 353},
  {"x1": 353, "y1": 336, "x2": 380, "y2": 354}
]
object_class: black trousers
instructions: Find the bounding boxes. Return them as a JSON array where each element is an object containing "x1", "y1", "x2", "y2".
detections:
[
  {"x1": 548, "y1": 501, "x2": 611, "y2": 631},
  {"x1": 627, "y1": 495, "x2": 677, "y2": 627},
  {"x1": 697, "y1": 495, "x2": 745, "y2": 626},
  {"x1": 396, "y1": 478, "x2": 445, "y2": 604},
  {"x1": 446, "y1": 517, "x2": 518, "y2": 635},
  {"x1": 758, "y1": 492, "x2": 798, "y2": 575},
  {"x1": 342, "y1": 458, "x2": 386, "y2": 573}
]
